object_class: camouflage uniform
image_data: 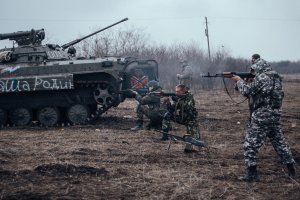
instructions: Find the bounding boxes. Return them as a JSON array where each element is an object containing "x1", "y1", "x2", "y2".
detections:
[
  {"x1": 162, "y1": 92, "x2": 200, "y2": 150},
  {"x1": 130, "y1": 69, "x2": 149, "y2": 130},
  {"x1": 177, "y1": 62, "x2": 193, "y2": 90},
  {"x1": 134, "y1": 88, "x2": 164, "y2": 130},
  {"x1": 236, "y1": 58, "x2": 295, "y2": 167}
]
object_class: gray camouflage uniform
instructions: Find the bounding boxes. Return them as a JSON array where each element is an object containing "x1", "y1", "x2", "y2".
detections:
[
  {"x1": 236, "y1": 58, "x2": 295, "y2": 167},
  {"x1": 177, "y1": 62, "x2": 193, "y2": 89}
]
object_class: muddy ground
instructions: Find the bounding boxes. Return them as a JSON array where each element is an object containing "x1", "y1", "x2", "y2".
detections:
[{"x1": 0, "y1": 75, "x2": 299, "y2": 200}]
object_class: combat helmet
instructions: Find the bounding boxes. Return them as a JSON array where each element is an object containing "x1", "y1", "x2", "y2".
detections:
[{"x1": 148, "y1": 80, "x2": 160, "y2": 91}]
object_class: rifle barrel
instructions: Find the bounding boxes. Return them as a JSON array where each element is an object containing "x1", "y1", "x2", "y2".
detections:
[
  {"x1": 151, "y1": 92, "x2": 176, "y2": 97},
  {"x1": 202, "y1": 71, "x2": 254, "y2": 79}
]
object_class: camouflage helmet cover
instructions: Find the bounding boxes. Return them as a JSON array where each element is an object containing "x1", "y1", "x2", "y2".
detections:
[{"x1": 251, "y1": 58, "x2": 271, "y2": 74}]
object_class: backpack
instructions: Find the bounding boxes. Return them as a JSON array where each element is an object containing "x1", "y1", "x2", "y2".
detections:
[{"x1": 266, "y1": 72, "x2": 284, "y2": 109}]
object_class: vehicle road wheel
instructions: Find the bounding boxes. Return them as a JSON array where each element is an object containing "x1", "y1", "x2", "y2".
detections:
[
  {"x1": 93, "y1": 83, "x2": 115, "y2": 107},
  {"x1": 67, "y1": 104, "x2": 90, "y2": 124},
  {"x1": 0, "y1": 108, "x2": 7, "y2": 125},
  {"x1": 37, "y1": 107, "x2": 60, "y2": 127},
  {"x1": 9, "y1": 107, "x2": 32, "y2": 126}
]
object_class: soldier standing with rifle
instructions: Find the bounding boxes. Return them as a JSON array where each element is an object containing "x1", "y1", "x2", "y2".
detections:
[
  {"x1": 232, "y1": 54, "x2": 296, "y2": 182},
  {"x1": 177, "y1": 60, "x2": 193, "y2": 90},
  {"x1": 161, "y1": 84, "x2": 201, "y2": 153}
]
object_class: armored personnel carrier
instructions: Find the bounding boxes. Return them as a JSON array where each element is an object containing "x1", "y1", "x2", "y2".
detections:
[{"x1": 0, "y1": 18, "x2": 158, "y2": 126}]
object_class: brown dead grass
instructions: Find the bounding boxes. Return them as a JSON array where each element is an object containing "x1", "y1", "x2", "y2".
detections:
[{"x1": 0, "y1": 76, "x2": 299, "y2": 200}]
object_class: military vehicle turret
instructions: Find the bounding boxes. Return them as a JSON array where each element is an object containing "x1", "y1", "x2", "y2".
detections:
[{"x1": 0, "y1": 18, "x2": 158, "y2": 127}]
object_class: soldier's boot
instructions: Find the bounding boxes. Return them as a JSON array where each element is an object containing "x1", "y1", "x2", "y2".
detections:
[
  {"x1": 156, "y1": 121, "x2": 163, "y2": 130},
  {"x1": 238, "y1": 165, "x2": 259, "y2": 182},
  {"x1": 160, "y1": 129, "x2": 169, "y2": 141},
  {"x1": 146, "y1": 122, "x2": 152, "y2": 130},
  {"x1": 146, "y1": 121, "x2": 155, "y2": 130},
  {"x1": 150, "y1": 121, "x2": 162, "y2": 131},
  {"x1": 130, "y1": 120, "x2": 143, "y2": 131},
  {"x1": 287, "y1": 163, "x2": 296, "y2": 178}
]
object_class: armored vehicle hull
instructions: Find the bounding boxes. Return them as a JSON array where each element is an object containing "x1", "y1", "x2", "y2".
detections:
[
  {"x1": 0, "y1": 56, "x2": 158, "y2": 126},
  {"x1": 0, "y1": 19, "x2": 159, "y2": 127}
]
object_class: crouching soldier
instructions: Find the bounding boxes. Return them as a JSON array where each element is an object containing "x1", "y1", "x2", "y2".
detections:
[
  {"x1": 161, "y1": 84, "x2": 201, "y2": 153},
  {"x1": 130, "y1": 80, "x2": 164, "y2": 131}
]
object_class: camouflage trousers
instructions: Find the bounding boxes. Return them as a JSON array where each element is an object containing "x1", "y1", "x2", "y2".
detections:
[
  {"x1": 136, "y1": 104, "x2": 164, "y2": 128},
  {"x1": 244, "y1": 118, "x2": 295, "y2": 167},
  {"x1": 162, "y1": 111, "x2": 200, "y2": 140}
]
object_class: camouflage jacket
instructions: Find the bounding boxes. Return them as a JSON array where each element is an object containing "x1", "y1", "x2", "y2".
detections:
[
  {"x1": 135, "y1": 89, "x2": 161, "y2": 110},
  {"x1": 178, "y1": 65, "x2": 193, "y2": 87},
  {"x1": 236, "y1": 59, "x2": 284, "y2": 116},
  {"x1": 167, "y1": 92, "x2": 198, "y2": 123}
]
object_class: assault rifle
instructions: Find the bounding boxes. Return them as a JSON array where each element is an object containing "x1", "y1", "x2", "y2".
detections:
[
  {"x1": 117, "y1": 89, "x2": 176, "y2": 98},
  {"x1": 117, "y1": 88, "x2": 149, "y2": 98},
  {"x1": 202, "y1": 72, "x2": 255, "y2": 79},
  {"x1": 150, "y1": 91, "x2": 176, "y2": 97},
  {"x1": 157, "y1": 131, "x2": 205, "y2": 151},
  {"x1": 202, "y1": 71, "x2": 254, "y2": 104}
]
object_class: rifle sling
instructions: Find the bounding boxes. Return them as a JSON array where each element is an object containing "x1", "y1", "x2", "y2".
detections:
[{"x1": 222, "y1": 77, "x2": 248, "y2": 105}]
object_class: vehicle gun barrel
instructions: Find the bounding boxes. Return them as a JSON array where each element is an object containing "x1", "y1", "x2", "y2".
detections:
[
  {"x1": 61, "y1": 17, "x2": 128, "y2": 50},
  {"x1": 0, "y1": 29, "x2": 45, "y2": 45},
  {"x1": 0, "y1": 30, "x2": 32, "y2": 40}
]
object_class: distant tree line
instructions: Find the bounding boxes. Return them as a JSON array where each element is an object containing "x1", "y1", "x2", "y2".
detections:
[{"x1": 76, "y1": 27, "x2": 300, "y2": 90}]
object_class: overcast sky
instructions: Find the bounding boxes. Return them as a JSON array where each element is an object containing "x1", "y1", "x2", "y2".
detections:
[{"x1": 0, "y1": 0, "x2": 299, "y2": 62}]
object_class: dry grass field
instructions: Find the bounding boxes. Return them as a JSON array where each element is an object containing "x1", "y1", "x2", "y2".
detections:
[{"x1": 0, "y1": 75, "x2": 299, "y2": 200}]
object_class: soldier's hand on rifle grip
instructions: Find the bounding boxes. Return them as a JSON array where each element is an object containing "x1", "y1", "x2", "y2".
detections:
[
  {"x1": 130, "y1": 90, "x2": 138, "y2": 97},
  {"x1": 231, "y1": 75, "x2": 241, "y2": 82},
  {"x1": 246, "y1": 77, "x2": 254, "y2": 83}
]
